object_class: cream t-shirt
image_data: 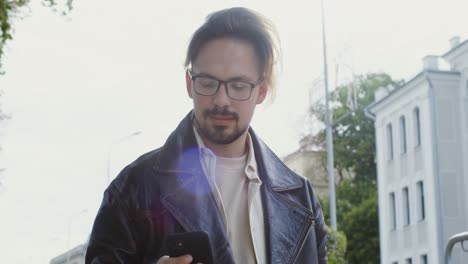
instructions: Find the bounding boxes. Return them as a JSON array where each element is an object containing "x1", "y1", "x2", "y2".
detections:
[{"x1": 193, "y1": 126, "x2": 266, "y2": 264}]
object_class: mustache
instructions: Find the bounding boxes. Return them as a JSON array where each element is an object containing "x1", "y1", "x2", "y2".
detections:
[{"x1": 203, "y1": 107, "x2": 239, "y2": 119}]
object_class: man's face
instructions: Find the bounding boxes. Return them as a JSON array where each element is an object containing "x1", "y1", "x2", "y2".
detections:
[{"x1": 186, "y1": 37, "x2": 268, "y2": 145}]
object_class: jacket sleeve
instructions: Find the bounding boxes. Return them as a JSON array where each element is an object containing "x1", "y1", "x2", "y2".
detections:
[
  {"x1": 309, "y1": 181, "x2": 328, "y2": 264},
  {"x1": 85, "y1": 185, "x2": 141, "y2": 264}
]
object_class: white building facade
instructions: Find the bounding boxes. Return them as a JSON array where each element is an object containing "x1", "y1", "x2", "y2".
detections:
[{"x1": 368, "y1": 37, "x2": 468, "y2": 264}]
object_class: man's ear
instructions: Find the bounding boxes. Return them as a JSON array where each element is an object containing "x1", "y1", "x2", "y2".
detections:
[
  {"x1": 256, "y1": 81, "x2": 268, "y2": 104},
  {"x1": 185, "y1": 70, "x2": 193, "y2": 99}
]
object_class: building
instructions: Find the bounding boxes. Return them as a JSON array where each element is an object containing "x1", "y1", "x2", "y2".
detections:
[
  {"x1": 283, "y1": 136, "x2": 352, "y2": 198},
  {"x1": 283, "y1": 148, "x2": 330, "y2": 198},
  {"x1": 50, "y1": 244, "x2": 87, "y2": 264},
  {"x1": 368, "y1": 37, "x2": 468, "y2": 264}
]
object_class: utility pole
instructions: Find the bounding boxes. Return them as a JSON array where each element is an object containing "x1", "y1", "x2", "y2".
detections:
[{"x1": 320, "y1": 0, "x2": 337, "y2": 230}]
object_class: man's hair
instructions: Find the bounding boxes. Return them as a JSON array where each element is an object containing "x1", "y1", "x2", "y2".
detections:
[{"x1": 185, "y1": 7, "x2": 280, "y2": 101}]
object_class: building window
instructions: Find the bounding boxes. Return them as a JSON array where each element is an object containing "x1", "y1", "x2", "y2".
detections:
[
  {"x1": 400, "y1": 116, "x2": 407, "y2": 154},
  {"x1": 403, "y1": 187, "x2": 410, "y2": 226},
  {"x1": 417, "y1": 181, "x2": 426, "y2": 221},
  {"x1": 420, "y1": 254, "x2": 428, "y2": 264},
  {"x1": 387, "y1": 123, "x2": 394, "y2": 160},
  {"x1": 413, "y1": 107, "x2": 421, "y2": 147},
  {"x1": 390, "y1": 192, "x2": 397, "y2": 230},
  {"x1": 405, "y1": 258, "x2": 412, "y2": 264}
]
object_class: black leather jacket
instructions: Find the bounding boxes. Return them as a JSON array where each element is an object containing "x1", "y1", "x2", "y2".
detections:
[{"x1": 86, "y1": 112, "x2": 327, "y2": 264}]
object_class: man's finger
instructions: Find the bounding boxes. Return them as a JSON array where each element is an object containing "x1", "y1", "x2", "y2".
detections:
[{"x1": 156, "y1": 254, "x2": 193, "y2": 264}]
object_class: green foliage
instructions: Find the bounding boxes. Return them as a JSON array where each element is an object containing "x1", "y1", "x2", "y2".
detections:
[
  {"x1": 321, "y1": 180, "x2": 379, "y2": 264},
  {"x1": 311, "y1": 73, "x2": 402, "y2": 183},
  {"x1": 310, "y1": 73, "x2": 402, "y2": 263},
  {"x1": 321, "y1": 179, "x2": 375, "y2": 223},
  {"x1": 0, "y1": 0, "x2": 72, "y2": 73},
  {"x1": 341, "y1": 192, "x2": 379, "y2": 264},
  {"x1": 0, "y1": 0, "x2": 25, "y2": 72},
  {"x1": 326, "y1": 225, "x2": 347, "y2": 264}
]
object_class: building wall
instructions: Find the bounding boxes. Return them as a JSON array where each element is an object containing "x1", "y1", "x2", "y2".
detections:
[
  {"x1": 374, "y1": 78, "x2": 440, "y2": 264},
  {"x1": 373, "y1": 65, "x2": 468, "y2": 263},
  {"x1": 444, "y1": 43, "x2": 468, "y2": 262},
  {"x1": 464, "y1": 77, "x2": 468, "y2": 232},
  {"x1": 431, "y1": 74, "x2": 467, "y2": 262},
  {"x1": 283, "y1": 150, "x2": 330, "y2": 198},
  {"x1": 457, "y1": 68, "x2": 468, "y2": 240}
]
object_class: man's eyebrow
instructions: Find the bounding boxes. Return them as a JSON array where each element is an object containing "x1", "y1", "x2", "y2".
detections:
[
  {"x1": 192, "y1": 71, "x2": 254, "y2": 82},
  {"x1": 191, "y1": 71, "x2": 217, "y2": 79},
  {"x1": 228, "y1": 75, "x2": 253, "y2": 81}
]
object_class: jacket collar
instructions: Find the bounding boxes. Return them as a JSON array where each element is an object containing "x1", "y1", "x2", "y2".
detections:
[
  {"x1": 249, "y1": 125, "x2": 314, "y2": 263},
  {"x1": 248, "y1": 129, "x2": 303, "y2": 191},
  {"x1": 153, "y1": 111, "x2": 313, "y2": 264},
  {"x1": 152, "y1": 111, "x2": 304, "y2": 190}
]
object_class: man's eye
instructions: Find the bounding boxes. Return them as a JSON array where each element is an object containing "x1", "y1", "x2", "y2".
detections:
[
  {"x1": 230, "y1": 82, "x2": 249, "y2": 90},
  {"x1": 198, "y1": 79, "x2": 218, "y2": 88}
]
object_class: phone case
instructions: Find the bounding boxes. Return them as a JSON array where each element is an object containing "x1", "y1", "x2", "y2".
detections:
[{"x1": 166, "y1": 231, "x2": 214, "y2": 264}]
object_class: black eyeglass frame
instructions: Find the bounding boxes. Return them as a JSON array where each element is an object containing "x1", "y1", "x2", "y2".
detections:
[{"x1": 188, "y1": 70, "x2": 264, "y2": 101}]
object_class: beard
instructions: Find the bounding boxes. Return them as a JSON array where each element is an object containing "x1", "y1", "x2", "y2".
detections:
[{"x1": 194, "y1": 106, "x2": 247, "y2": 145}]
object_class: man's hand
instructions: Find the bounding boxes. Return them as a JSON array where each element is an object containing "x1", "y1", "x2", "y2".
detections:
[{"x1": 156, "y1": 255, "x2": 197, "y2": 264}]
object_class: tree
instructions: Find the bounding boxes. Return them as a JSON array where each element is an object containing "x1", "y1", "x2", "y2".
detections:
[
  {"x1": 0, "y1": 0, "x2": 72, "y2": 73},
  {"x1": 320, "y1": 179, "x2": 379, "y2": 263},
  {"x1": 308, "y1": 73, "x2": 402, "y2": 263},
  {"x1": 313, "y1": 73, "x2": 402, "y2": 182},
  {"x1": 326, "y1": 225, "x2": 347, "y2": 264},
  {"x1": 341, "y1": 191, "x2": 379, "y2": 264}
]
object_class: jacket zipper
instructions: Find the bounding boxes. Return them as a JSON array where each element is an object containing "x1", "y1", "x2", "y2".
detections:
[{"x1": 290, "y1": 218, "x2": 315, "y2": 264}]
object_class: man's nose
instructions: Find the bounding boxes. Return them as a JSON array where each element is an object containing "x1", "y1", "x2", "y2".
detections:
[{"x1": 213, "y1": 83, "x2": 231, "y2": 106}]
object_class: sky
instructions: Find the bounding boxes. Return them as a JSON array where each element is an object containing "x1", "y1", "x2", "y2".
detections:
[{"x1": 0, "y1": 0, "x2": 467, "y2": 262}]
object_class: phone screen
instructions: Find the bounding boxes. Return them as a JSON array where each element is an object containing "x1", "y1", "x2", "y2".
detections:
[{"x1": 165, "y1": 231, "x2": 214, "y2": 264}]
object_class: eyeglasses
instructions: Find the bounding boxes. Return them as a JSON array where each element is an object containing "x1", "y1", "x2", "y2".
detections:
[{"x1": 188, "y1": 70, "x2": 264, "y2": 101}]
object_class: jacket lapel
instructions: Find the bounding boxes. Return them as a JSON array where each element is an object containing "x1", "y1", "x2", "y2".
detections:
[
  {"x1": 160, "y1": 169, "x2": 235, "y2": 264},
  {"x1": 153, "y1": 112, "x2": 235, "y2": 264},
  {"x1": 262, "y1": 185, "x2": 315, "y2": 264},
  {"x1": 250, "y1": 130, "x2": 315, "y2": 264}
]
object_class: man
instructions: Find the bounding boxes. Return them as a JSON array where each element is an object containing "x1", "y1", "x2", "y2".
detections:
[{"x1": 86, "y1": 7, "x2": 327, "y2": 264}]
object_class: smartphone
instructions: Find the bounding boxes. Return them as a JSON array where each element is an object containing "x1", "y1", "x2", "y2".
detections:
[{"x1": 165, "y1": 231, "x2": 214, "y2": 264}]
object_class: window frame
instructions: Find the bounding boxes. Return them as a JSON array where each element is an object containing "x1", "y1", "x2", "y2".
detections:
[
  {"x1": 402, "y1": 187, "x2": 410, "y2": 226},
  {"x1": 387, "y1": 123, "x2": 394, "y2": 160},
  {"x1": 390, "y1": 192, "x2": 397, "y2": 230},
  {"x1": 413, "y1": 107, "x2": 421, "y2": 147},
  {"x1": 417, "y1": 181, "x2": 426, "y2": 221},
  {"x1": 420, "y1": 254, "x2": 428, "y2": 264},
  {"x1": 400, "y1": 116, "x2": 407, "y2": 154}
]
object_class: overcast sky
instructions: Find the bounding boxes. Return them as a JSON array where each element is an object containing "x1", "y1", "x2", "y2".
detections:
[{"x1": 0, "y1": 0, "x2": 467, "y2": 262}]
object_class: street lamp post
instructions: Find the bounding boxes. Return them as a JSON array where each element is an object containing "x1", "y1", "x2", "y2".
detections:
[
  {"x1": 66, "y1": 209, "x2": 88, "y2": 264},
  {"x1": 320, "y1": 0, "x2": 337, "y2": 230},
  {"x1": 106, "y1": 131, "x2": 142, "y2": 184}
]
